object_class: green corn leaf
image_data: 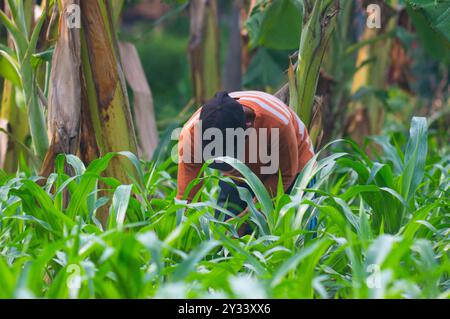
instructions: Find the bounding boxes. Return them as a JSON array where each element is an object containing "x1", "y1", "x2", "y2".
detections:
[
  {"x1": 24, "y1": 8, "x2": 47, "y2": 61},
  {"x1": 271, "y1": 238, "x2": 332, "y2": 287},
  {"x1": 172, "y1": 240, "x2": 220, "y2": 281},
  {"x1": 0, "y1": 49, "x2": 21, "y2": 86},
  {"x1": 66, "y1": 153, "x2": 116, "y2": 219},
  {"x1": 212, "y1": 156, "x2": 274, "y2": 223},
  {"x1": 401, "y1": 117, "x2": 428, "y2": 201},
  {"x1": 0, "y1": 9, "x2": 27, "y2": 57},
  {"x1": 110, "y1": 184, "x2": 133, "y2": 230}
]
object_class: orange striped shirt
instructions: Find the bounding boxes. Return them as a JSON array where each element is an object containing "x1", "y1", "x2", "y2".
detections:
[{"x1": 177, "y1": 91, "x2": 315, "y2": 201}]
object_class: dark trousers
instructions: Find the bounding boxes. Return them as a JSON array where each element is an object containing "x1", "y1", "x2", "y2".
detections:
[{"x1": 217, "y1": 175, "x2": 318, "y2": 231}]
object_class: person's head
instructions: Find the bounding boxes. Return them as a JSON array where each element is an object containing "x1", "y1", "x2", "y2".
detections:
[{"x1": 200, "y1": 91, "x2": 245, "y2": 171}]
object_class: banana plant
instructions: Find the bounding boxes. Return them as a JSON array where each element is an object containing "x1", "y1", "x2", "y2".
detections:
[
  {"x1": 78, "y1": 0, "x2": 139, "y2": 178},
  {"x1": 188, "y1": 0, "x2": 221, "y2": 104},
  {"x1": 40, "y1": 0, "x2": 81, "y2": 178},
  {"x1": 0, "y1": 0, "x2": 49, "y2": 161},
  {"x1": 346, "y1": 1, "x2": 397, "y2": 145},
  {"x1": 288, "y1": 0, "x2": 340, "y2": 147},
  {"x1": 0, "y1": 79, "x2": 30, "y2": 172}
]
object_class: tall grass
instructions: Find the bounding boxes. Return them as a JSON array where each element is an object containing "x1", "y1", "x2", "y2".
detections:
[{"x1": 0, "y1": 117, "x2": 448, "y2": 298}]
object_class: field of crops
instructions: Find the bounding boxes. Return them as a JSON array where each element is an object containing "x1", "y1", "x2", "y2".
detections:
[
  {"x1": 0, "y1": 116, "x2": 448, "y2": 299},
  {"x1": 0, "y1": 0, "x2": 449, "y2": 301}
]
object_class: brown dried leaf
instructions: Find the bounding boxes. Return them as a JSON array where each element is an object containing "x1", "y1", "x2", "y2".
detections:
[{"x1": 119, "y1": 42, "x2": 159, "y2": 160}]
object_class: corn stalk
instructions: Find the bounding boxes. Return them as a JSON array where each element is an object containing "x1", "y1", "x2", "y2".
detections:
[
  {"x1": 189, "y1": 0, "x2": 221, "y2": 104},
  {"x1": 288, "y1": 0, "x2": 339, "y2": 146}
]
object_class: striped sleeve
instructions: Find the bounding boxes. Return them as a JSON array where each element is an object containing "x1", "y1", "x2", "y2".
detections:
[{"x1": 176, "y1": 112, "x2": 203, "y2": 201}]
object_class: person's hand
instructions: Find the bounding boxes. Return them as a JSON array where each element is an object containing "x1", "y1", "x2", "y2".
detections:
[
  {"x1": 227, "y1": 207, "x2": 249, "y2": 223},
  {"x1": 227, "y1": 207, "x2": 250, "y2": 237},
  {"x1": 236, "y1": 207, "x2": 249, "y2": 219}
]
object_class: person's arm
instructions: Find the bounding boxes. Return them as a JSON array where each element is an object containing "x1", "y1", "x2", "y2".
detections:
[
  {"x1": 261, "y1": 124, "x2": 299, "y2": 197},
  {"x1": 229, "y1": 125, "x2": 314, "y2": 224},
  {"x1": 297, "y1": 130, "x2": 315, "y2": 172},
  {"x1": 176, "y1": 127, "x2": 203, "y2": 201},
  {"x1": 176, "y1": 161, "x2": 203, "y2": 201}
]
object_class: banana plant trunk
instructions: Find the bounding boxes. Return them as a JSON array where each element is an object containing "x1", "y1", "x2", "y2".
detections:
[
  {"x1": 40, "y1": 0, "x2": 139, "y2": 223},
  {"x1": 320, "y1": 0, "x2": 354, "y2": 145},
  {"x1": 42, "y1": 0, "x2": 81, "y2": 176},
  {"x1": 346, "y1": 2, "x2": 396, "y2": 145},
  {"x1": 223, "y1": 0, "x2": 243, "y2": 92},
  {"x1": 79, "y1": 0, "x2": 138, "y2": 180}
]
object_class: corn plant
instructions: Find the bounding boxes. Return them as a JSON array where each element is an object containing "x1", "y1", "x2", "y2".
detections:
[{"x1": 0, "y1": 117, "x2": 448, "y2": 298}]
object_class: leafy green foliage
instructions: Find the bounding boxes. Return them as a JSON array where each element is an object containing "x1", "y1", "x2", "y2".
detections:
[
  {"x1": 246, "y1": 0, "x2": 303, "y2": 50},
  {"x1": 0, "y1": 0, "x2": 49, "y2": 159},
  {"x1": 406, "y1": 0, "x2": 450, "y2": 64},
  {"x1": 0, "y1": 118, "x2": 448, "y2": 298},
  {"x1": 243, "y1": 48, "x2": 288, "y2": 88},
  {"x1": 407, "y1": 0, "x2": 450, "y2": 43}
]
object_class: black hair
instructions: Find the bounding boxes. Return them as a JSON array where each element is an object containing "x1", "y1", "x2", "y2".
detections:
[{"x1": 199, "y1": 92, "x2": 246, "y2": 171}]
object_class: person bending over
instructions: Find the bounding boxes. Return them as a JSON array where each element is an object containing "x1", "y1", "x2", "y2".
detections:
[{"x1": 176, "y1": 91, "x2": 315, "y2": 229}]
